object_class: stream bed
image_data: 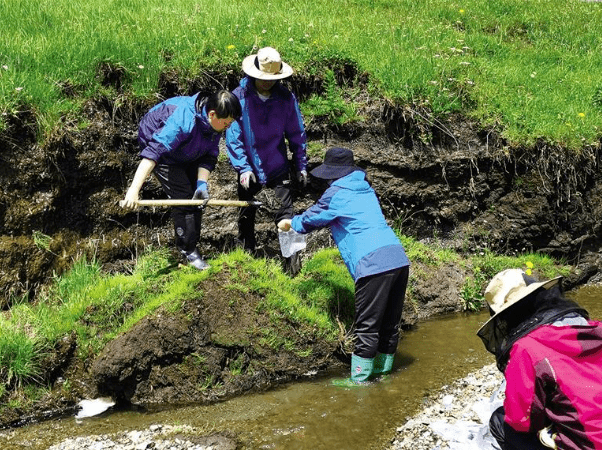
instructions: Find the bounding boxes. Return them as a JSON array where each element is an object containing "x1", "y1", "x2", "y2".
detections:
[{"x1": 1, "y1": 286, "x2": 600, "y2": 450}]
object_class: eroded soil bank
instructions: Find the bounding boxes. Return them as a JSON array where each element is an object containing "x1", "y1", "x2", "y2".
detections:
[
  {"x1": 1, "y1": 65, "x2": 602, "y2": 430},
  {"x1": 2, "y1": 65, "x2": 602, "y2": 304}
]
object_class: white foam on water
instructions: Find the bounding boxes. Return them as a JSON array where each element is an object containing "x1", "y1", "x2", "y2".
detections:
[{"x1": 75, "y1": 397, "x2": 116, "y2": 419}]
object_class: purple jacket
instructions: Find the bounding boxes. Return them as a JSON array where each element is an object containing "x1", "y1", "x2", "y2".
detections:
[
  {"x1": 225, "y1": 77, "x2": 307, "y2": 184},
  {"x1": 138, "y1": 94, "x2": 221, "y2": 171}
]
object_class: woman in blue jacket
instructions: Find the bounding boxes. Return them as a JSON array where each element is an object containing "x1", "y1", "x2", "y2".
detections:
[
  {"x1": 278, "y1": 147, "x2": 410, "y2": 384},
  {"x1": 122, "y1": 90, "x2": 241, "y2": 269},
  {"x1": 226, "y1": 47, "x2": 307, "y2": 274}
]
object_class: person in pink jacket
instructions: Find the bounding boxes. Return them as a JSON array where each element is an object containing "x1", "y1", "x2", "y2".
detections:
[{"x1": 477, "y1": 269, "x2": 602, "y2": 450}]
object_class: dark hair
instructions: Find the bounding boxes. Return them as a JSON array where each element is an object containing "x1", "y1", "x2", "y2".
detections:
[{"x1": 205, "y1": 90, "x2": 242, "y2": 119}]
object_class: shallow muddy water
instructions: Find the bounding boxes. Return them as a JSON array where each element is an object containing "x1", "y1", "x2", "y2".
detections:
[{"x1": 2, "y1": 286, "x2": 601, "y2": 450}]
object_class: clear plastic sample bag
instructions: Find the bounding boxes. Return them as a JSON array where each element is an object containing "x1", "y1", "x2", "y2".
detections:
[{"x1": 278, "y1": 229, "x2": 307, "y2": 257}]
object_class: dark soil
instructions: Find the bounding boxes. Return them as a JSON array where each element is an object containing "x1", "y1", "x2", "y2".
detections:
[
  {"x1": 1, "y1": 63, "x2": 602, "y2": 431},
  {"x1": 91, "y1": 266, "x2": 337, "y2": 407}
]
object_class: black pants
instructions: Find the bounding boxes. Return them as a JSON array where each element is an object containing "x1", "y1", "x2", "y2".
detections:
[
  {"x1": 154, "y1": 163, "x2": 202, "y2": 254},
  {"x1": 236, "y1": 172, "x2": 293, "y2": 251},
  {"x1": 353, "y1": 266, "x2": 409, "y2": 358},
  {"x1": 490, "y1": 407, "x2": 547, "y2": 450}
]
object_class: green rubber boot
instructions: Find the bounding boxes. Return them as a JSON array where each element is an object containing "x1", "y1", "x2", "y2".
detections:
[
  {"x1": 331, "y1": 354, "x2": 374, "y2": 387},
  {"x1": 373, "y1": 352, "x2": 395, "y2": 376}
]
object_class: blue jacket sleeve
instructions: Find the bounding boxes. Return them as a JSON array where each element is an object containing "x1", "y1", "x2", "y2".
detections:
[
  {"x1": 141, "y1": 107, "x2": 193, "y2": 161},
  {"x1": 291, "y1": 189, "x2": 338, "y2": 233},
  {"x1": 284, "y1": 95, "x2": 307, "y2": 172},
  {"x1": 225, "y1": 118, "x2": 252, "y2": 174}
]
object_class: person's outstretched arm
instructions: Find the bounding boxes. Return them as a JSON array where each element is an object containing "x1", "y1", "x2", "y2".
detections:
[{"x1": 122, "y1": 158, "x2": 156, "y2": 208}]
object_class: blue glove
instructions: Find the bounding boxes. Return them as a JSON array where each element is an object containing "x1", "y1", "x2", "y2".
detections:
[{"x1": 192, "y1": 180, "x2": 209, "y2": 200}]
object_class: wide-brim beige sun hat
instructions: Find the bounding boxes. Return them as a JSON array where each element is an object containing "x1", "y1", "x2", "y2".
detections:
[
  {"x1": 476, "y1": 268, "x2": 561, "y2": 336},
  {"x1": 242, "y1": 47, "x2": 294, "y2": 80}
]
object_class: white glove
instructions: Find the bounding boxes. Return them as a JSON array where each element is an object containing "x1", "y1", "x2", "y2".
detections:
[
  {"x1": 297, "y1": 170, "x2": 308, "y2": 187},
  {"x1": 278, "y1": 219, "x2": 292, "y2": 231},
  {"x1": 240, "y1": 171, "x2": 256, "y2": 189}
]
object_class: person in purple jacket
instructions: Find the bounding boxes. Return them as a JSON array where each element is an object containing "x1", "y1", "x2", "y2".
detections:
[
  {"x1": 225, "y1": 47, "x2": 307, "y2": 274},
  {"x1": 278, "y1": 147, "x2": 410, "y2": 385},
  {"x1": 477, "y1": 268, "x2": 602, "y2": 450},
  {"x1": 122, "y1": 90, "x2": 241, "y2": 270}
]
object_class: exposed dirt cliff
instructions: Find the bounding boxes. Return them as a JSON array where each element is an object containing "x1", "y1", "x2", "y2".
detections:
[{"x1": 1, "y1": 66, "x2": 601, "y2": 304}]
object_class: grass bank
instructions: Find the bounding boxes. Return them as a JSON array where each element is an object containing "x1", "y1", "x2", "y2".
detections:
[
  {"x1": 0, "y1": 241, "x2": 570, "y2": 409},
  {"x1": 1, "y1": 0, "x2": 601, "y2": 148}
]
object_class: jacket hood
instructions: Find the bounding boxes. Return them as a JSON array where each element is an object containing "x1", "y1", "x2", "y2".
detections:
[
  {"x1": 529, "y1": 321, "x2": 602, "y2": 356},
  {"x1": 331, "y1": 170, "x2": 370, "y2": 190}
]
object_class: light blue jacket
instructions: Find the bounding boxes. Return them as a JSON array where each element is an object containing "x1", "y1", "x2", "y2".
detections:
[
  {"x1": 291, "y1": 171, "x2": 409, "y2": 281},
  {"x1": 225, "y1": 77, "x2": 307, "y2": 184}
]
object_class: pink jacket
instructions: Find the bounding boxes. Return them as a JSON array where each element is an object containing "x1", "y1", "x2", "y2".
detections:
[{"x1": 504, "y1": 320, "x2": 602, "y2": 449}]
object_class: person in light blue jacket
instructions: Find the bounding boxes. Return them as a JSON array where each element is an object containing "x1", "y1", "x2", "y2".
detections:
[
  {"x1": 278, "y1": 147, "x2": 410, "y2": 384},
  {"x1": 122, "y1": 90, "x2": 241, "y2": 269},
  {"x1": 226, "y1": 47, "x2": 307, "y2": 274}
]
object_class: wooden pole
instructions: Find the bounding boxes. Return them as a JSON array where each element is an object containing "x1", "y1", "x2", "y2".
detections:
[{"x1": 119, "y1": 199, "x2": 262, "y2": 208}]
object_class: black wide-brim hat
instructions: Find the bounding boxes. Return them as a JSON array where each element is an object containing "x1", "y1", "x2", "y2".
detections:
[{"x1": 310, "y1": 147, "x2": 364, "y2": 180}]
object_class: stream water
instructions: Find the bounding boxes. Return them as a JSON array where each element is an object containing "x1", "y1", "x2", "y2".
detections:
[{"x1": 1, "y1": 286, "x2": 600, "y2": 450}]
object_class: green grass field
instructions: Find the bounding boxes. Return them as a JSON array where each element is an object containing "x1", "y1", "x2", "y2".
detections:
[{"x1": 1, "y1": 0, "x2": 601, "y2": 148}]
